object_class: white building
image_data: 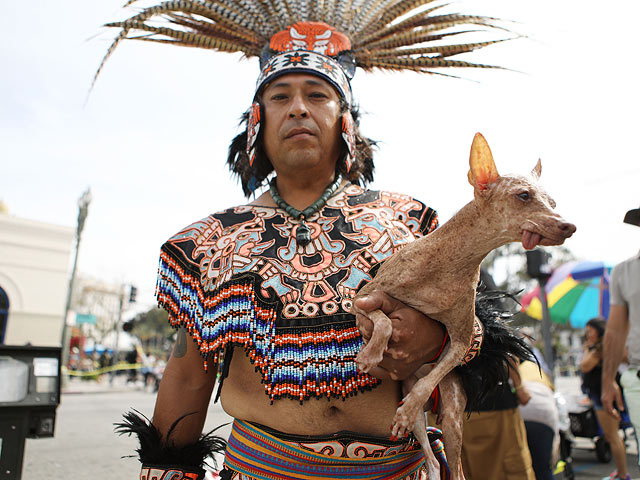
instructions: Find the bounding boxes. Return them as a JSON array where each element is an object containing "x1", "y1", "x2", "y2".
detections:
[{"x1": 0, "y1": 203, "x2": 74, "y2": 346}]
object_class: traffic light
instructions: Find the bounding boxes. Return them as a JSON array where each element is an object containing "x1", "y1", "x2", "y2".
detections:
[
  {"x1": 129, "y1": 285, "x2": 137, "y2": 303},
  {"x1": 525, "y1": 249, "x2": 552, "y2": 280}
]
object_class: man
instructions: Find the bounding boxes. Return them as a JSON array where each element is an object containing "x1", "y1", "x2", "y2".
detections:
[
  {"x1": 105, "y1": 2, "x2": 514, "y2": 478},
  {"x1": 602, "y1": 205, "x2": 640, "y2": 449}
]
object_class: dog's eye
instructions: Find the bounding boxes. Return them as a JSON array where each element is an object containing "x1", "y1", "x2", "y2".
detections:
[{"x1": 517, "y1": 192, "x2": 530, "y2": 201}]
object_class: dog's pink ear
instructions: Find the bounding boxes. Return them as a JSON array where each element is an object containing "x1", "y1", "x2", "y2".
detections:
[
  {"x1": 468, "y1": 133, "x2": 499, "y2": 191},
  {"x1": 531, "y1": 159, "x2": 542, "y2": 179}
]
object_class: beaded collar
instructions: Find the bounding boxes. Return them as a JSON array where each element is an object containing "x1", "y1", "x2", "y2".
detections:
[
  {"x1": 156, "y1": 185, "x2": 438, "y2": 402},
  {"x1": 268, "y1": 174, "x2": 343, "y2": 247}
]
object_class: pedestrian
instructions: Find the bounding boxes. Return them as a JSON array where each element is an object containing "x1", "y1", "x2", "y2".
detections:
[
  {"x1": 602, "y1": 204, "x2": 640, "y2": 475},
  {"x1": 103, "y1": 1, "x2": 524, "y2": 478},
  {"x1": 582, "y1": 317, "x2": 630, "y2": 480},
  {"x1": 518, "y1": 332, "x2": 559, "y2": 480},
  {"x1": 460, "y1": 358, "x2": 536, "y2": 480}
]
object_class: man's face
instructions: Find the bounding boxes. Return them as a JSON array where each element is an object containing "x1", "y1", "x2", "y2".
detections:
[{"x1": 261, "y1": 73, "x2": 343, "y2": 176}]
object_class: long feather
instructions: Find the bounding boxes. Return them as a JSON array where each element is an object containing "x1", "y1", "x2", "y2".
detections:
[
  {"x1": 355, "y1": 4, "x2": 446, "y2": 46},
  {"x1": 361, "y1": 0, "x2": 439, "y2": 35},
  {"x1": 105, "y1": 21, "x2": 255, "y2": 53},
  {"x1": 376, "y1": 40, "x2": 509, "y2": 61}
]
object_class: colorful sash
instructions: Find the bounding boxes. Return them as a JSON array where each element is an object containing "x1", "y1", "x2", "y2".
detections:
[{"x1": 222, "y1": 420, "x2": 450, "y2": 480}]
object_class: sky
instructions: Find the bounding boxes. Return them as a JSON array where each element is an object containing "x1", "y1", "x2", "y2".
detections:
[{"x1": 2, "y1": 0, "x2": 639, "y2": 317}]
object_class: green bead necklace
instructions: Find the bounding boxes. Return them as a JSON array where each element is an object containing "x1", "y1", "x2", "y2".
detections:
[{"x1": 269, "y1": 173, "x2": 343, "y2": 246}]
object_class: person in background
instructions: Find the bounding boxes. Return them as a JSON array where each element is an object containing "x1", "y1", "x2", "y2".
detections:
[
  {"x1": 460, "y1": 357, "x2": 535, "y2": 480},
  {"x1": 518, "y1": 333, "x2": 559, "y2": 480},
  {"x1": 582, "y1": 317, "x2": 630, "y2": 480},
  {"x1": 602, "y1": 204, "x2": 640, "y2": 467}
]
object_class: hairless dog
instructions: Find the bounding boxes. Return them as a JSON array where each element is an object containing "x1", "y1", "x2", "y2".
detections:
[{"x1": 353, "y1": 133, "x2": 576, "y2": 479}]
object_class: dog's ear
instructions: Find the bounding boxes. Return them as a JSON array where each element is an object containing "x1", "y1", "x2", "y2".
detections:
[
  {"x1": 468, "y1": 133, "x2": 500, "y2": 191},
  {"x1": 531, "y1": 159, "x2": 542, "y2": 179}
]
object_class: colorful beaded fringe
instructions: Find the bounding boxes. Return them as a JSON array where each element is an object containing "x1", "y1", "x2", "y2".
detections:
[{"x1": 156, "y1": 250, "x2": 379, "y2": 402}]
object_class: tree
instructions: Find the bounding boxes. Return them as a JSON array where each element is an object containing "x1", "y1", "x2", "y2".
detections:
[
  {"x1": 482, "y1": 244, "x2": 577, "y2": 294},
  {"x1": 130, "y1": 307, "x2": 174, "y2": 357}
]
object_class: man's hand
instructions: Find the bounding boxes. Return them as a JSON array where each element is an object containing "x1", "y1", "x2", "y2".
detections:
[
  {"x1": 354, "y1": 290, "x2": 445, "y2": 381},
  {"x1": 601, "y1": 379, "x2": 624, "y2": 421}
]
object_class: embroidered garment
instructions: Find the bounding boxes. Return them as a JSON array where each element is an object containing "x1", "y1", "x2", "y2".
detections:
[
  {"x1": 219, "y1": 420, "x2": 450, "y2": 480},
  {"x1": 156, "y1": 183, "x2": 437, "y2": 402}
]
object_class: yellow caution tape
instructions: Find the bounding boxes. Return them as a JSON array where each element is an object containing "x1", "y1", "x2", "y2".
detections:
[{"x1": 63, "y1": 363, "x2": 145, "y2": 377}]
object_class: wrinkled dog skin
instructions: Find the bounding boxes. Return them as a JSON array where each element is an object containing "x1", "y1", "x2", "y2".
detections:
[{"x1": 353, "y1": 133, "x2": 576, "y2": 479}]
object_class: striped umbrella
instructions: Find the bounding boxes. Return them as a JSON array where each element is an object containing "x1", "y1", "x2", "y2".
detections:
[{"x1": 520, "y1": 261, "x2": 612, "y2": 328}]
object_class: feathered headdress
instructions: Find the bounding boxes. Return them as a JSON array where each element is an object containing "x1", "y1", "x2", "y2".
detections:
[
  {"x1": 96, "y1": 0, "x2": 512, "y2": 180},
  {"x1": 96, "y1": 0, "x2": 510, "y2": 83}
]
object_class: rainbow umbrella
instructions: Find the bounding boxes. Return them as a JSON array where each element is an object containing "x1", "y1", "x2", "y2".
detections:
[{"x1": 520, "y1": 261, "x2": 612, "y2": 328}]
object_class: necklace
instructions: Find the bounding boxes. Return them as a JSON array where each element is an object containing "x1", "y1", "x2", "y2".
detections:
[{"x1": 269, "y1": 173, "x2": 343, "y2": 246}]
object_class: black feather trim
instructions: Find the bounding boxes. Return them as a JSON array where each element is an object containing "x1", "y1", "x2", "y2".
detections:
[
  {"x1": 114, "y1": 410, "x2": 228, "y2": 470},
  {"x1": 457, "y1": 289, "x2": 536, "y2": 412}
]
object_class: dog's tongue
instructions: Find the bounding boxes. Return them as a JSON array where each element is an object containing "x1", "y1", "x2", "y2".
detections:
[{"x1": 522, "y1": 230, "x2": 542, "y2": 250}]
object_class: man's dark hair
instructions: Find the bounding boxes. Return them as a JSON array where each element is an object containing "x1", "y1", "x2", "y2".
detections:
[{"x1": 227, "y1": 99, "x2": 376, "y2": 198}]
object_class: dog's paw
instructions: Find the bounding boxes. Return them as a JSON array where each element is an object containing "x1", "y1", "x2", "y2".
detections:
[
  {"x1": 391, "y1": 397, "x2": 421, "y2": 438},
  {"x1": 355, "y1": 351, "x2": 382, "y2": 373}
]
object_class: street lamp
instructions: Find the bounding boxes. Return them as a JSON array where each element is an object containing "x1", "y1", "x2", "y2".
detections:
[
  {"x1": 525, "y1": 248, "x2": 554, "y2": 375},
  {"x1": 60, "y1": 188, "x2": 92, "y2": 381}
]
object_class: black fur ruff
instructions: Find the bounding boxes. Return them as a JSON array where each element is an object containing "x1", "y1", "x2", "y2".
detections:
[
  {"x1": 114, "y1": 409, "x2": 228, "y2": 470},
  {"x1": 457, "y1": 290, "x2": 535, "y2": 412}
]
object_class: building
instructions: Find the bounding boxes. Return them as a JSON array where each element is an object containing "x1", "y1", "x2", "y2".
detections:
[{"x1": 0, "y1": 203, "x2": 74, "y2": 346}]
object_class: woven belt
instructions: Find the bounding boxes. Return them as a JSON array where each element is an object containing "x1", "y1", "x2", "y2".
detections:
[{"x1": 223, "y1": 420, "x2": 449, "y2": 480}]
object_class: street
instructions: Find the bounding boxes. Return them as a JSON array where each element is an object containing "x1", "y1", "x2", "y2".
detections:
[
  {"x1": 18, "y1": 376, "x2": 640, "y2": 479},
  {"x1": 21, "y1": 378, "x2": 233, "y2": 480}
]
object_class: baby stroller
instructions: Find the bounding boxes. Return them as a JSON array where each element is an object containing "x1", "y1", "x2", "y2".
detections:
[
  {"x1": 555, "y1": 392, "x2": 576, "y2": 480},
  {"x1": 568, "y1": 400, "x2": 634, "y2": 463}
]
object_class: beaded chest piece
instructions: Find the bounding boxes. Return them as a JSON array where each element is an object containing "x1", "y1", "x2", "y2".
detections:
[{"x1": 156, "y1": 184, "x2": 437, "y2": 402}]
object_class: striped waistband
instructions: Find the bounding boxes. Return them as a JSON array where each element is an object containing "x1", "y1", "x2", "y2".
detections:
[{"x1": 223, "y1": 420, "x2": 445, "y2": 480}]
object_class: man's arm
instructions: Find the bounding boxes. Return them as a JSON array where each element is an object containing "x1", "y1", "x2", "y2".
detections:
[
  {"x1": 354, "y1": 290, "x2": 446, "y2": 380},
  {"x1": 508, "y1": 357, "x2": 531, "y2": 406},
  {"x1": 152, "y1": 326, "x2": 218, "y2": 445},
  {"x1": 601, "y1": 304, "x2": 630, "y2": 419}
]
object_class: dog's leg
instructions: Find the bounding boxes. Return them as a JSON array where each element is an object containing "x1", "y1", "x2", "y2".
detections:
[
  {"x1": 437, "y1": 370, "x2": 466, "y2": 480},
  {"x1": 403, "y1": 375, "x2": 440, "y2": 479},
  {"x1": 355, "y1": 308, "x2": 392, "y2": 373},
  {"x1": 391, "y1": 323, "x2": 471, "y2": 439}
]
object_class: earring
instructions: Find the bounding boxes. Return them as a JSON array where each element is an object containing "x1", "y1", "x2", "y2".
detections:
[
  {"x1": 341, "y1": 112, "x2": 355, "y2": 172},
  {"x1": 246, "y1": 102, "x2": 261, "y2": 167}
]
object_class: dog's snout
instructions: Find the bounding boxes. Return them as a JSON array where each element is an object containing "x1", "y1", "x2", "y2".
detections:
[{"x1": 559, "y1": 222, "x2": 577, "y2": 235}]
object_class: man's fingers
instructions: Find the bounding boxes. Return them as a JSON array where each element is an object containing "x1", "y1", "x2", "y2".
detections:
[{"x1": 354, "y1": 290, "x2": 402, "y2": 314}]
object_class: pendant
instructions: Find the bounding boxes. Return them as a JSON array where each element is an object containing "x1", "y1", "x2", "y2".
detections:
[{"x1": 296, "y1": 222, "x2": 311, "y2": 246}]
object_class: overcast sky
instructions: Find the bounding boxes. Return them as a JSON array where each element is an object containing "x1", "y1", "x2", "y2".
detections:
[{"x1": 2, "y1": 0, "x2": 639, "y2": 316}]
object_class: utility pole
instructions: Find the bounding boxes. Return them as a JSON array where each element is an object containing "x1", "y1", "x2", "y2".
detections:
[
  {"x1": 112, "y1": 288, "x2": 125, "y2": 365},
  {"x1": 60, "y1": 188, "x2": 92, "y2": 385},
  {"x1": 525, "y1": 249, "x2": 554, "y2": 376}
]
